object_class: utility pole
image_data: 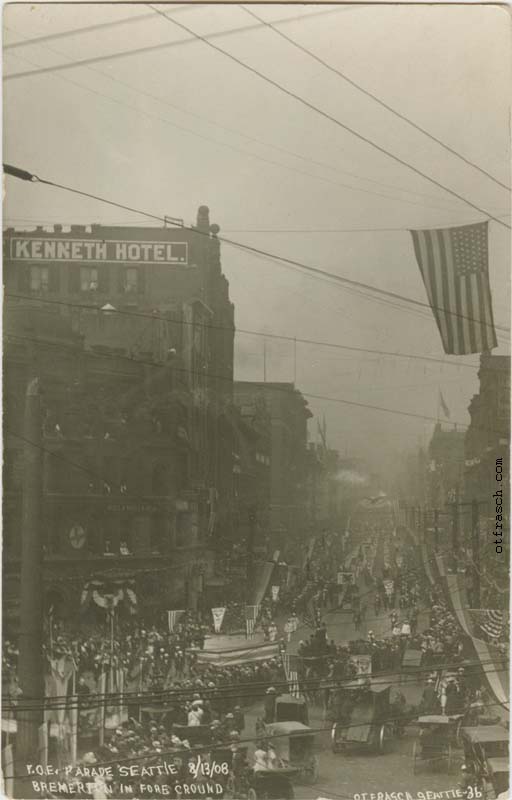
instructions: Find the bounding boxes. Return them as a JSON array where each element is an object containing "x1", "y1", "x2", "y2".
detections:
[
  {"x1": 451, "y1": 501, "x2": 460, "y2": 554},
  {"x1": 471, "y1": 499, "x2": 480, "y2": 608},
  {"x1": 246, "y1": 506, "x2": 257, "y2": 596},
  {"x1": 423, "y1": 506, "x2": 428, "y2": 542},
  {"x1": 16, "y1": 378, "x2": 44, "y2": 797},
  {"x1": 434, "y1": 509, "x2": 439, "y2": 551}
]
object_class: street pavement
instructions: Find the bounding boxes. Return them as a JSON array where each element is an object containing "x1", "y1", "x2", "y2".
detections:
[{"x1": 243, "y1": 537, "x2": 465, "y2": 798}]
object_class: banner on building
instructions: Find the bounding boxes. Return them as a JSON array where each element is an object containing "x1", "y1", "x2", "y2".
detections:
[
  {"x1": 350, "y1": 654, "x2": 372, "y2": 684},
  {"x1": 168, "y1": 609, "x2": 185, "y2": 633},
  {"x1": 271, "y1": 585, "x2": 280, "y2": 602},
  {"x1": 211, "y1": 607, "x2": 226, "y2": 633}
]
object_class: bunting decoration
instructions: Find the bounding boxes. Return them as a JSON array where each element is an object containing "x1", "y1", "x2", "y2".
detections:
[
  {"x1": 411, "y1": 222, "x2": 497, "y2": 355},
  {"x1": 81, "y1": 580, "x2": 138, "y2": 614},
  {"x1": 167, "y1": 609, "x2": 185, "y2": 633},
  {"x1": 470, "y1": 609, "x2": 509, "y2": 642}
]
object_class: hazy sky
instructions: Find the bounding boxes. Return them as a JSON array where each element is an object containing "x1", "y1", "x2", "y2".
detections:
[{"x1": 3, "y1": 2, "x2": 511, "y2": 478}]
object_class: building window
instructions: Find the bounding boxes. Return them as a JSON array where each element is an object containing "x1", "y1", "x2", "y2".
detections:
[
  {"x1": 80, "y1": 266, "x2": 99, "y2": 292},
  {"x1": 124, "y1": 268, "x2": 139, "y2": 293},
  {"x1": 30, "y1": 266, "x2": 49, "y2": 292}
]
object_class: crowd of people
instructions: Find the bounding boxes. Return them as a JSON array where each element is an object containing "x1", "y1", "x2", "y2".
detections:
[{"x1": 2, "y1": 516, "x2": 508, "y2": 800}]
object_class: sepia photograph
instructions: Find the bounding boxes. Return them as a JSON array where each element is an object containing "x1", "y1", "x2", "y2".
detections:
[{"x1": 1, "y1": 2, "x2": 510, "y2": 799}]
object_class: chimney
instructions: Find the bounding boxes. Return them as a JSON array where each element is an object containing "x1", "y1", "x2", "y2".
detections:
[{"x1": 196, "y1": 206, "x2": 210, "y2": 233}]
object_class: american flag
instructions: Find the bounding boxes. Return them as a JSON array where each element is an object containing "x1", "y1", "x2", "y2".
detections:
[
  {"x1": 411, "y1": 222, "x2": 497, "y2": 355},
  {"x1": 167, "y1": 609, "x2": 185, "y2": 633},
  {"x1": 245, "y1": 605, "x2": 259, "y2": 638},
  {"x1": 282, "y1": 652, "x2": 300, "y2": 698}
]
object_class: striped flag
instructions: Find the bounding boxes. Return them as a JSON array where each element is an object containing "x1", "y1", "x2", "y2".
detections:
[
  {"x1": 167, "y1": 609, "x2": 185, "y2": 634},
  {"x1": 282, "y1": 652, "x2": 300, "y2": 698},
  {"x1": 411, "y1": 222, "x2": 497, "y2": 355},
  {"x1": 245, "y1": 605, "x2": 259, "y2": 638}
]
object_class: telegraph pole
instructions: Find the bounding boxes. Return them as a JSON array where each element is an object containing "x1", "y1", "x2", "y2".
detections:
[
  {"x1": 471, "y1": 499, "x2": 481, "y2": 608},
  {"x1": 434, "y1": 509, "x2": 439, "y2": 551},
  {"x1": 16, "y1": 378, "x2": 45, "y2": 796},
  {"x1": 451, "y1": 501, "x2": 460, "y2": 554},
  {"x1": 246, "y1": 506, "x2": 257, "y2": 596}
]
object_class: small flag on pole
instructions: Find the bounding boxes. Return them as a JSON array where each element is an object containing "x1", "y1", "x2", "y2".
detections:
[
  {"x1": 282, "y1": 652, "x2": 300, "y2": 698},
  {"x1": 167, "y1": 609, "x2": 185, "y2": 634},
  {"x1": 411, "y1": 222, "x2": 497, "y2": 355},
  {"x1": 439, "y1": 390, "x2": 451, "y2": 419},
  {"x1": 245, "y1": 605, "x2": 259, "y2": 638}
]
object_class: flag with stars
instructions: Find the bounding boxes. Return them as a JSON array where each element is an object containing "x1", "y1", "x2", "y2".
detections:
[{"x1": 411, "y1": 222, "x2": 497, "y2": 354}]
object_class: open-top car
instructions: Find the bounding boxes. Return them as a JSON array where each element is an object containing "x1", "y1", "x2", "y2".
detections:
[
  {"x1": 329, "y1": 679, "x2": 395, "y2": 755},
  {"x1": 262, "y1": 721, "x2": 318, "y2": 784},
  {"x1": 412, "y1": 715, "x2": 459, "y2": 773},
  {"x1": 461, "y1": 725, "x2": 509, "y2": 790}
]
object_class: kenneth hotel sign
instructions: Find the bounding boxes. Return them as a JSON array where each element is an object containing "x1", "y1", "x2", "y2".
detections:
[{"x1": 8, "y1": 236, "x2": 188, "y2": 265}]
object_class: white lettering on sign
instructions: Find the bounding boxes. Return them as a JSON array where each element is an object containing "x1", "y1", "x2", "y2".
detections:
[{"x1": 9, "y1": 238, "x2": 188, "y2": 264}]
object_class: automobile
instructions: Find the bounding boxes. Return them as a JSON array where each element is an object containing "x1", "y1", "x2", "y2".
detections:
[
  {"x1": 329, "y1": 679, "x2": 395, "y2": 755},
  {"x1": 262, "y1": 721, "x2": 318, "y2": 784},
  {"x1": 487, "y1": 757, "x2": 509, "y2": 797},
  {"x1": 257, "y1": 693, "x2": 309, "y2": 734},
  {"x1": 171, "y1": 723, "x2": 213, "y2": 746},
  {"x1": 461, "y1": 725, "x2": 509, "y2": 788},
  {"x1": 247, "y1": 767, "x2": 297, "y2": 800},
  {"x1": 412, "y1": 715, "x2": 458, "y2": 774}
]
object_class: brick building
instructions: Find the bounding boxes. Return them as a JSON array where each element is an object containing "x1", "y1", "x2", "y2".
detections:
[{"x1": 3, "y1": 208, "x2": 235, "y2": 621}]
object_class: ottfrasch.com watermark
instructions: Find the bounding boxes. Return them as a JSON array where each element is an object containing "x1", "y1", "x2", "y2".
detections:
[{"x1": 493, "y1": 457, "x2": 505, "y2": 554}]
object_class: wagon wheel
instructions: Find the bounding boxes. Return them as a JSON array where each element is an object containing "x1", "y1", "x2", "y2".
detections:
[
  {"x1": 331, "y1": 723, "x2": 340, "y2": 754},
  {"x1": 379, "y1": 723, "x2": 394, "y2": 754},
  {"x1": 224, "y1": 776, "x2": 236, "y2": 799},
  {"x1": 412, "y1": 740, "x2": 420, "y2": 774},
  {"x1": 247, "y1": 788, "x2": 258, "y2": 800}
]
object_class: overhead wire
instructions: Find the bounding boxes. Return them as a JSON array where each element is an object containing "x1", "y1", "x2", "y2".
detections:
[
  {"x1": 4, "y1": 333, "x2": 480, "y2": 429},
  {"x1": 240, "y1": 5, "x2": 510, "y2": 193},
  {"x1": 3, "y1": 45, "x2": 469, "y2": 217},
  {"x1": 4, "y1": 23, "x2": 481, "y2": 215},
  {"x1": 4, "y1": 165, "x2": 510, "y2": 334},
  {"x1": 4, "y1": 292, "x2": 486, "y2": 371},
  {"x1": 2, "y1": 5, "x2": 203, "y2": 50},
  {"x1": 146, "y1": 5, "x2": 511, "y2": 231},
  {"x1": 1, "y1": 6, "x2": 355, "y2": 80}
]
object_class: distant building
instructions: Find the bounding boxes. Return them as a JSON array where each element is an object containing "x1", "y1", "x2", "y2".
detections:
[
  {"x1": 234, "y1": 381, "x2": 312, "y2": 557},
  {"x1": 464, "y1": 353, "x2": 510, "y2": 503},
  {"x1": 426, "y1": 423, "x2": 465, "y2": 509}
]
